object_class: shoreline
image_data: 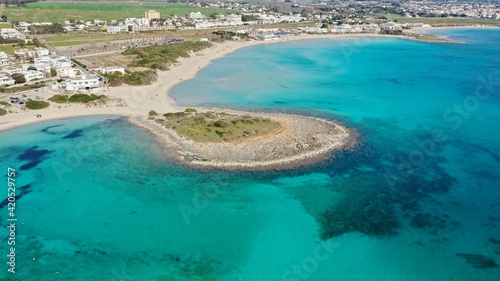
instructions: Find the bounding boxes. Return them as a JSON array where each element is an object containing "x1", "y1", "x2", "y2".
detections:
[
  {"x1": 0, "y1": 26, "x2": 497, "y2": 169},
  {"x1": 2, "y1": 26, "x2": 499, "y2": 132},
  {"x1": 0, "y1": 32, "x2": 404, "y2": 132},
  {"x1": 128, "y1": 108, "x2": 357, "y2": 171}
]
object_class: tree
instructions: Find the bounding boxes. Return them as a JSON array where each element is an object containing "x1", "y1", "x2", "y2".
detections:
[
  {"x1": 50, "y1": 68, "x2": 57, "y2": 77},
  {"x1": 1, "y1": 15, "x2": 7, "y2": 22},
  {"x1": 12, "y1": 73, "x2": 26, "y2": 84},
  {"x1": 32, "y1": 37, "x2": 41, "y2": 47},
  {"x1": 27, "y1": 66, "x2": 37, "y2": 71}
]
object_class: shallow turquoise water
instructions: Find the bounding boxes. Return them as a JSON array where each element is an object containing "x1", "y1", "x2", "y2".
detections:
[{"x1": 1, "y1": 29, "x2": 499, "y2": 280}]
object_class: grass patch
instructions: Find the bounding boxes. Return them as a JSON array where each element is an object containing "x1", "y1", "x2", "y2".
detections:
[
  {"x1": 0, "y1": 2, "x2": 235, "y2": 23},
  {"x1": 122, "y1": 70, "x2": 157, "y2": 86},
  {"x1": 0, "y1": 44, "x2": 35, "y2": 55},
  {"x1": 68, "y1": 94, "x2": 105, "y2": 103},
  {"x1": 0, "y1": 108, "x2": 7, "y2": 116},
  {"x1": 155, "y1": 111, "x2": 282, "y2": 143},
  {"x1": 123, "y1": 41, "x2": 212, "y2": 70},
  {"x1": 25, "y1": 100, "x2": 49, "y2": 110},
  {"x1": 48, "y1": 94, "x2": 69, "y2": 103}
]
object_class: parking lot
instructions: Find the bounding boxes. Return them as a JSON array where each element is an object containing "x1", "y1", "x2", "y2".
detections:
[{"x1": 0, "y1": 88, "x2": 48, "y2": 108}]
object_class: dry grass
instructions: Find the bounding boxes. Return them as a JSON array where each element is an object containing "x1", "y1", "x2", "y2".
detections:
[{"x1": 75, "y1": 53, "x2": 136, "y2": 68}]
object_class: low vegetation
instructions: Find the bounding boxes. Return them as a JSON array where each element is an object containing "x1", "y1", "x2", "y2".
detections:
[
  {"x1": 123, "y1": 41, "x2": 212, "y2": 70},
  {"x1": 25, "y1": 100, "x2": 50, "y2": 110},
  {"x1": 122, "y1": 70, "x2": 157, "y2": 86},
  {"x1": 48, "y1": 94, "x2": 69, "y2": 103},
  {"x1": 67, "y1": 94, "x2": 106, "y2": 103},
  {"x1": 101, "y1": 69, "x2": 157, "y2": 86},
  {"x1": 0, "y1": 101, "x2": 11, "y2": 107},
  {"x1": 71, "y1": 58, "x2": 87, "y2": 69},
  {"x1": 150, "y1": 109, "x2": 282, "y2": 143},
  {"x1": 0, "y1": 108, "x2": 7, "y2": 116}
]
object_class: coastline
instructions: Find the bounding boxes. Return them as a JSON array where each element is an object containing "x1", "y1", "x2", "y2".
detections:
[
  {"x1": 4, "y1": 27, "x2": 499, "y2": 132},
  {"x1": 1, "y1": 26, "x2": 498, "y2": 169},
  {"x1": 0, "y1": 33, "x2": 400, "y2": 132}
]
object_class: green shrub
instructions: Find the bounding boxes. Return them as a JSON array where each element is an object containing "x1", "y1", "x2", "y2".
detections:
[
  {"x1": 185, "y1": 108, "x2": 197, "y2": 113},
  {"x1": 163, "y1": 112, "x2": 185, "y2": 118},
  {"x1": 0, "y1": 108, "x2": 7, "y2": 116},
  {"x1": 68, "y1": 94, "x2": 105, "y2": 103},
  {"x1": 123, "y1": 41, "x2": 212, "y2": 69},
  {"x1": 123, "y1": 70, "x2": 157, "y2": 86},
  {"x1": 25, "y1": 100, "x2": 50, "y2": 110},
  {"x1": 48, "y1": 94, "x2": 69, "y2": 103},
  {"x1": 0, "y1": 101, "x2": 11, "y2": 107},
  {"x1": 72, "y1": 59, "x2": 87, "y2": 69}
]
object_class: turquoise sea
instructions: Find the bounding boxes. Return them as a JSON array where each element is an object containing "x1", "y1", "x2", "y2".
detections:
[{"x1": 1, "y1": 29, "x2": 499, "y2": 280}]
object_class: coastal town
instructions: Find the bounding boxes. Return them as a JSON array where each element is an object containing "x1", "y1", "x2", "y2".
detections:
[
  {"x1": 0, "y1": 2, "x2": 499, "y2": 280},
  {"x1": 0, "y1": 0, "x2": 498, "y2": 151},
  {"x1": 0, "y1": 1, "x2": 498, "y2": 106}
]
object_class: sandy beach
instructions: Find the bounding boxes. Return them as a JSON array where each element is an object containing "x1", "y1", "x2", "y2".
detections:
[
  {"x1": 3, "y1": 27, "x2": 490, "y2": 132},
  {"x1": 0, "y1": 32, "x2": 396, "y2": 132},
  {"x1": 1, "y1": 27, "x2": 496, "y2": 168},
  {"x1": 2, "y1": 26, "x2": 499, "y2": 132}
]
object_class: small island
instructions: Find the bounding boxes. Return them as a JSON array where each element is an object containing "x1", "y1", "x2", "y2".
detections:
[{"x1": 131, "y1": 108, "x2": 356, "y2": 170}]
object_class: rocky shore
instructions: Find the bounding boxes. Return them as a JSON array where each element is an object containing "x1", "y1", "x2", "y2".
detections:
[{"x1": 129, "y1": 108, "x2": 356, "y2": 170}]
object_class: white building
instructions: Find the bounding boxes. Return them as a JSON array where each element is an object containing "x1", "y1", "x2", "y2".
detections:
[
  {"x1": 190, "y1": 12, "x2": 204, "y2": 19},
  {"x1": 64, "y1": 74, "x2": 99, "y2": 91},
  {"x1": 99, "y1": 66, "x2": 125, "y2": 75},
  {"x1": 1, "y1": 28, "x2": 26, "y2": 40},
  {"x1": 0, "y1": 74, "x2": 15, "y2": 86},
  {"x1": 14, "y1": 48, "x2": 29, "y2": 58},
  {"x1": 106, "y1": 25, "x2": 126, "y2": 34},
  {"x1": 2, "y1": 66, "x2": 23, "y2": 75},
  {"x1": 145, "y1": 10, "x2": 160, "y2": 20},
  {"x1": 34, "y1": 57, "x2": 52, "y2": 69},
  {"x1": 23, "y1": 70, "x2": 44, "y2": 81},
  {"x1": 57, "y1": 67, "x2": 79, "y2": 78},
  {"x1": 225, "y1": 14, "x2": 243, "y2": 24},
  {"x1": 28, "y1": 47, "x2": 50, "y2": 59},
  {"x1": 0, "y1": 52, "x2": 9, "y2": 65},
  {"x1": 51, "y1": 56, "x2": 72, "y2": 68}
]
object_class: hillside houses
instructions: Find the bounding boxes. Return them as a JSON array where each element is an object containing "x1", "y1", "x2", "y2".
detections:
[
  {"x1": 1, "y1": 28, "x2": 26, "y2": 40},
  {"x1": 0, "y1": 74, "x2": 15, "y2": 86}
]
